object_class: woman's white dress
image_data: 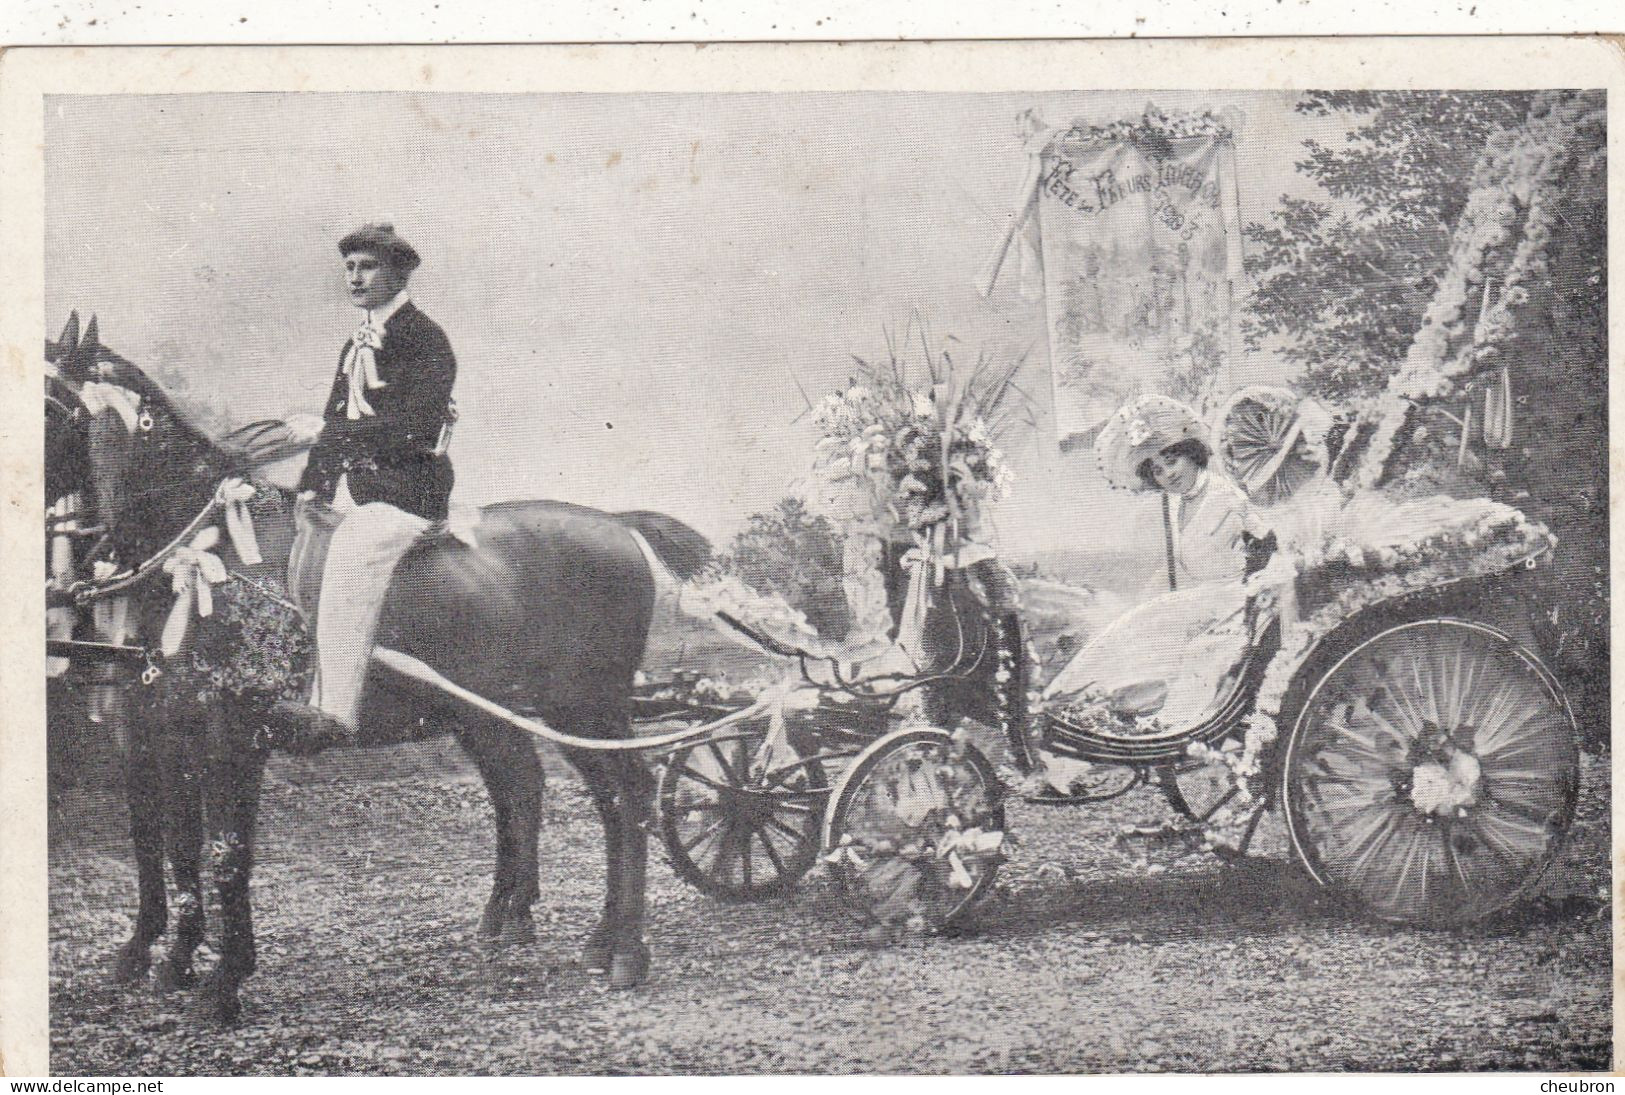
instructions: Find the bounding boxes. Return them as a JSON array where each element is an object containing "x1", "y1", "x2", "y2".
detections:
[{"x1": 1043, "y1": 472, "x2": 1261, "y2": 731}]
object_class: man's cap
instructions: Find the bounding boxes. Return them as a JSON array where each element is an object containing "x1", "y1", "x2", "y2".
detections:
[{"x1": 338, "y1": 223, "x2": 421, "y2": 273}]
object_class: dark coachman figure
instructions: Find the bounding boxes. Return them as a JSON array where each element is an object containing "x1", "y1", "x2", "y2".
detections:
[{"x1": 275, "y1": 224, "x2": 458, "y2": 738}]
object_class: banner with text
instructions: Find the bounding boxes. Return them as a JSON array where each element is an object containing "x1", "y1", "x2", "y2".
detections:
[{"x1": 1035, "y1": 132, "x2": 1245, "y2": 450}]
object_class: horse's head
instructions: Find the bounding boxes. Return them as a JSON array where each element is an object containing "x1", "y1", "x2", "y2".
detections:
[{"x1": 46, "y1": 312, "x2": 217, "y2": 563}]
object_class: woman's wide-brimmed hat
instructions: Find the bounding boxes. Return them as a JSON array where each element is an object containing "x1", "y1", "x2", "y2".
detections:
[
  {"x1": 1215, "y1": 385, "x2": 1334, "y2": 506},
  {"x1": 338, "y1": 222, "x2": 421, "y2": 273},
  {"x1": 1093, "y1": 394, "x2": 1210, "y2": 492}
]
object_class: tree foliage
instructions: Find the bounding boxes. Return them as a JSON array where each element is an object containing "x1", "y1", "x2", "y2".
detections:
[
  {"x1": 1242, "y1": 92, "x2": 1534, "y2": 399},
  {"x1": 720, "y1": 496, "x2": 851, "y2": 640}
]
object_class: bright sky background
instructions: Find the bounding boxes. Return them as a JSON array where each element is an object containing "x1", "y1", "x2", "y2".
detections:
[{"x1": 45, "y1": 91, "x2": 1348, "y2": 557}]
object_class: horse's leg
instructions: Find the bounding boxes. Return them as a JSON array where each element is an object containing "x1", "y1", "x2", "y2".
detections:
[
  {"x1": 110, "y1": 697, "x2": 166, "y2": 985},
  {"x1": 606, "y1": 748, "x2": 653, "y2": 990},
  {"x1": 463, "y1": 721, "x2": 544, "y2": 944},
  {"x1": 191, "y1": 704, "x2": 267, "y2": 1026},
  {"x1": 569, "y1": 752, "x2": 623, "y2": 974},
  {"x1": 457, "y1": 720, "x2": 518, "y2": 941},
  {"x1": 153, "y1": 719, "x2": 206, "y2": 992},
  {"x1": 494, "y1": 726, "x2": 545, "y2": 945}
]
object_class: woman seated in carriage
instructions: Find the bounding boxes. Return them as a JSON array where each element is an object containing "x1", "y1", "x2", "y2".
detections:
[{"x1": 1042, "y1": 393, "x2": 1296, "y2": 734}]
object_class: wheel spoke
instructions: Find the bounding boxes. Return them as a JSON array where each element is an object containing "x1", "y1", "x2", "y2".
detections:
[
  {"x1": 681, "y1": 814, "x2": 729, "y2": 854},
  {"x1": 1440, "y1": 823, "x2": 1478, "y2": 907},
  {"x1": 674, "y1": 764, "x2": 742, "y2": 796},
  {"x1": 1382, "y1": 819, "x2": 1432, "y2": 914},
  {"x1": 707, "y1": 821, "x2": 740, "y2": 881},
  {"x1": 707, "y1": 740, "x2": 744, "y2": 784},
  {"x1": 675, "y1": 798, "x2": 724, "y2": 816},
  {"x1": 753, "y1": 824, "x2": 790, "y2": 877},
  {"x1": 762, "y1": 814, "x2": 812, "y2": 847}
]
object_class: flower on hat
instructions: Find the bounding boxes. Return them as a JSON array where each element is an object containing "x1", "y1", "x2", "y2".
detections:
[{"x1": 1125, "y1": 417, "x2": 1152, "y2": 448}]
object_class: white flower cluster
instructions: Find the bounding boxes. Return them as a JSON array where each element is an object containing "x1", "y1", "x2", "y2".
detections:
[
  {"x1": 1354, "y1": 92, "x2": 1591, "y2": 489},
  {"x1": 1052, "y1": 106, "x2": 1234, "y2": 146},
  {"x1": 808, "y1": 385, "x2": 902, "y2": 527}
]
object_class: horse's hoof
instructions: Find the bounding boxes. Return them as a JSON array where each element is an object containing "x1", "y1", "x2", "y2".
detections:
[
  {"x1": 153, "y1": 958, "x2": 196, "y2": 993},
  {"x1": 188, "y1": 980, "x2": 242, "y2": 1027},
  {"x1": 498, "y1": 914, "x2": 536, "y2": 947},
  {"x1": 108, "y1": 944, "x2": 150, "y2": 986},
  {"x1": 608, "y1": 947, "x2": 650, "y2": 990},
  {"x1": 581, "y1": 939, "x2": 612, "y2": 974}
]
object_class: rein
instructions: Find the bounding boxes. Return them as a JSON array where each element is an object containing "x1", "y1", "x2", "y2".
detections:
[{"x1": 65, "y1": 488, "x2": 228, "y2": 606}]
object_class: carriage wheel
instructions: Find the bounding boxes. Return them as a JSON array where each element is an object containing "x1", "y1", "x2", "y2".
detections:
[
  {"x1": 658, "y1": 730, "x2": 829, "y2": 901},
  {"x1": 822, "y1": 727, "x2": 1006, "y2": 930},
  {"x1": 1282, "y1": 619, "x2": 1578, "y2": 927}
]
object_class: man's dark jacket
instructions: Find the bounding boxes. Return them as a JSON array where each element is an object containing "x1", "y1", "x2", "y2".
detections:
[{"x1": 298, "y1": 301, "x2": 457, "y2": 522}]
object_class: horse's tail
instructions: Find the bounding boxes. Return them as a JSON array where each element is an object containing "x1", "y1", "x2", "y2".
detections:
[{"x1": 614, "y1": 511, "x2": 713, "y2": 581}]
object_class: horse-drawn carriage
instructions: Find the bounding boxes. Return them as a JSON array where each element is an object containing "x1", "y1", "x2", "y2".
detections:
[
  {"x1": 44, "y1": 316, "x2": 1581, "y2": 1018},
  {"x1": 627, "y1": 503, "x2": 1575, "y2": 934}
]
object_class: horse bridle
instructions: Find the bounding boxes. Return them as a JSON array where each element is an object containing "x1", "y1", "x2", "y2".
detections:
[{"x1": 46, "y1": 374, "x2": 205, "y2": 607}]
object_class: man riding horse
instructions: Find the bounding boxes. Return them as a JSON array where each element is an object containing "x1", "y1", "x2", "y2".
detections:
[{"x1": 274, "y1": 223, "x2": 458, "y2": 743}]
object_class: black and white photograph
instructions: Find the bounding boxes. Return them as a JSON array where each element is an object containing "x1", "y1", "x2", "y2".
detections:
[{"x1": 6, "y1": 39, "x2": 1617, "y2": 1077}]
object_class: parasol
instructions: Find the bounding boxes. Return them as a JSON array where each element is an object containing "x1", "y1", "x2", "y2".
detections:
[{"x1": 1215, "y1": 386, "x2": 1334, "y2": 507}]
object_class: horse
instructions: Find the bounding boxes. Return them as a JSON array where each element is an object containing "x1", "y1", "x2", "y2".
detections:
[{"x1": 47, "y1": 315, "x2": 712, "y2": 1023}]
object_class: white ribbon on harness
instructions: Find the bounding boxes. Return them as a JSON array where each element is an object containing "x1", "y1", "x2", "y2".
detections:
[
  {"x1": 215, "y1": 477, "x2": 263, "y2": 566},
  {"x1": 159, "y1": 526, "x2": 229, "y2": 656},
  {"x1": 895, "y1": 526, "x2": 999, "y2": 667},
  {"x1": 79, "y1": 381, "x2": 144, "y2": 434},
  {"x1": 47, "y1": 495, "x2": 79, "y2": 678}
]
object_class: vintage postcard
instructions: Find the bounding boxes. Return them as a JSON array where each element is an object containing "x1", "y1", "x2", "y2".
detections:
[{"x1": 1, "y1": 38, "x2": 1619, "y2": 1077}]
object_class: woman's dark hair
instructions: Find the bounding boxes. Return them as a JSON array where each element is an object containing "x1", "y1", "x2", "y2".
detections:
[{"x1": 1136, "y1": 437, "x2": 1210, "y2": 490}]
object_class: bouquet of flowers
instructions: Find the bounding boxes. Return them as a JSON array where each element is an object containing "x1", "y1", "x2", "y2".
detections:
[{"x1": 808, "y1": 330, "x2": 1023, "y2": 541}]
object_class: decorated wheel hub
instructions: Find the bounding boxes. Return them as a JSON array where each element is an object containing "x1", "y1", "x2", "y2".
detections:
[{"x1": 1399, "y1": 721, "x2": 1485, "y2": 820}]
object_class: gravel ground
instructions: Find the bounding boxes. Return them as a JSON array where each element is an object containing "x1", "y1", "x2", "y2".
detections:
[{"x1": 48, "y1": 732, "x2": 1611, "y2": 1075}]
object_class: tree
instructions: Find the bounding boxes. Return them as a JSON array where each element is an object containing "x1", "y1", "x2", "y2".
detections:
[
  {"x1": 1243, "y1": 92, "x2": 1533, "y2": 399},
  {"x1": 720, "y1": 496, "x2": 851, "y2": 640}
]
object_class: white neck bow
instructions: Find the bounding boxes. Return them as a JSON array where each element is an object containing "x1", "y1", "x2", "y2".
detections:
[{"x1": 340, "y1": 293, "x2": 407, "y2": 419}]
